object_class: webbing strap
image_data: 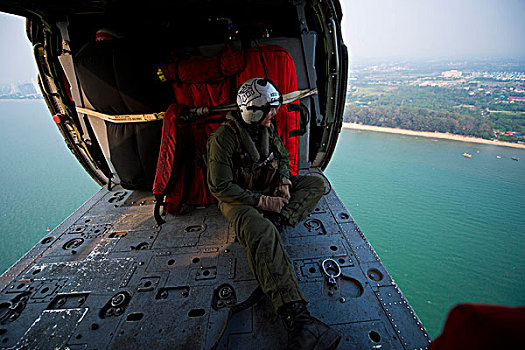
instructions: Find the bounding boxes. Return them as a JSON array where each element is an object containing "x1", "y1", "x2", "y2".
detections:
[
  {"x1": 76, "y1": 88, "x2": 317, "y2": 124},
  {"x1": 76, "y1": 107, "x2": 165, "y2": 123}
]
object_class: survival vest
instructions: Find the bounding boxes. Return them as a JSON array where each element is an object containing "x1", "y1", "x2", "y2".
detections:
[
  {"x1": 153, "y1": 44, "x2": 300, "y2": 218},
  {"x1": 223, "y1": 118, "x2": 282, "y2": 195}
]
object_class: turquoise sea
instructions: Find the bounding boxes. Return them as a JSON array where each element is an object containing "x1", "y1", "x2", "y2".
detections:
[
  {"x1": 326, "y1": 128, "x2": 525, "y2": 337},
  {"x1": 1, "y1": 100, "x2": 524, "y2": 338},
  {"x1": 0, "y1": 100, "x2": 100, "y2": 274}
]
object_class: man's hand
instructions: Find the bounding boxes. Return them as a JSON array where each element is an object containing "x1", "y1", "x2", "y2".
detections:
[
  {"x1": 257, "y1": 195, "x2": 288, "y2": 213},
  {"x1": 274, "y1": 178, "x2": 292, "y2": 201}
]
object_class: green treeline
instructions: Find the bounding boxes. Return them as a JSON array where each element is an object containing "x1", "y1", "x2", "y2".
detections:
[
  {"x1": 346, "y1": 85, "x2": 525, "y2": 142},
  {"x1": 344, "y1": 105, "x2": 494, "y2": 139}
]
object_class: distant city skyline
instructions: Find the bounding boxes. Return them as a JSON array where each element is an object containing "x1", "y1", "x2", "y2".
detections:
[{"x1": 1, "y1": 0, "x2": 525, "y2": 83}]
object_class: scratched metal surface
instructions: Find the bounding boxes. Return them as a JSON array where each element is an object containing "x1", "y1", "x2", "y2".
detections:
[{"x1": 0, "y1": 170, "x2": 430, "y2": 349}]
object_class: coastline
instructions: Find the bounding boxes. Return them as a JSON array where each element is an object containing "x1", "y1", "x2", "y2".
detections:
[{"x1": 343, "y1": 123, "x2": 525, "y2": 149}]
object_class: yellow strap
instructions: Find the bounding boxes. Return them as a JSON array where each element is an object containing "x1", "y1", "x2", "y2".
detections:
[
  {"x1": 76, "y1": 107, "x2": 164, "y2": 123},
  {"x1": 76, "y1": 88, "x2": 317, "y2": 123},
  {"x1": 282, "y1": 88, "x2": 318, "y2": 105}
]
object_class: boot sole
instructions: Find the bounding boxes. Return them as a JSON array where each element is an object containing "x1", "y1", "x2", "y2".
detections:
[{"x1": 313, "y1": 327, "x2": 342, "y2": 350}]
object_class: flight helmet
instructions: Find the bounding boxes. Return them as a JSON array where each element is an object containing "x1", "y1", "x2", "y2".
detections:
[{"x1": 236, "y1": 78, "x2": 281, "y2": 124}]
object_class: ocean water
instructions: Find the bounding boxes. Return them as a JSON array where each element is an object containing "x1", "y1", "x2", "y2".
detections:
[
  {"x1": 325, "y1": 128, "x2": 525, "y2": 338},
  {"x1": 1, "y1": 101, "x2": 524, "y2": 339},
  {"x1": 0, "y1": 100, "x2": 100, "y2": 273}
]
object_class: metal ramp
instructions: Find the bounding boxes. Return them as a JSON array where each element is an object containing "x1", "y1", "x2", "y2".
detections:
[{"x1": 0, "y1": 170, "x2": 430, "y2": 349}]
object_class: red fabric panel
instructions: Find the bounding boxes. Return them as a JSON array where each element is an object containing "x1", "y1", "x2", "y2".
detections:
[
  {"x1": 160, "y1": 45, "x2": 244, "y2": 84},
  {"x1": 170, "y1": 80, "x2": 232, "y2": 107},
  {"x1": 184, "y1": 117, "x2": 222, "y2": 207},
  {"x1": 430, "y1": 304, "x2": 525, "y2": 350},
  {"x1": 153, "y1": 45, "x2": 300, "y2": 214},
  {"x1": 153, "y1": 103, "x2": 184, "y2": 196},
  {"x1": 153, "y1": 106, "x2": 221, "y2": 213}
]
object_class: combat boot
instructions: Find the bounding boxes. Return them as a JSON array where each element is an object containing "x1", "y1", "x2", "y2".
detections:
[{"x1": 279, "y1": 301, "x2": 341, "y2": 350}]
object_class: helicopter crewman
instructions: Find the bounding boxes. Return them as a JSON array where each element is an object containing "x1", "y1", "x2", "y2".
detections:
[{"x1": 207, "y1": 78, "x2": 341, "y2": 350}]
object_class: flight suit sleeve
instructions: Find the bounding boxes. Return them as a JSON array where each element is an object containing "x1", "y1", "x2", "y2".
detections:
[
  {"x1": 207, "y1": 126, "x2": 262, "y2": 206},
  {"x1": 271, "y1": 125, "x2": 291, "y2": 179}
]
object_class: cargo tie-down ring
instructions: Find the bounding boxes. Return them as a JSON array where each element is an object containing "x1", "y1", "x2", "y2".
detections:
[{"x1": 321, "y1": 258, "x2": 341, "y2": 287}]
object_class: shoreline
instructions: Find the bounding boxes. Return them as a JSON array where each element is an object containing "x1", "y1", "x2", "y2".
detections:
[{"x1": 343, "y1": 123, "x2": 525, "y2": 149}]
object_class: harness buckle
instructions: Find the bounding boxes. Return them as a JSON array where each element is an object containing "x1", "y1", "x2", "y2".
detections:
[{"x1": 252, "y1": 152, "x2": 275, "y2": 170}]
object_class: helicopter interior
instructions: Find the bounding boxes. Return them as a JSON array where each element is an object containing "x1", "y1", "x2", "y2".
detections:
[
  {"x1": 30, "y1": 0, "x2": 345, "y2": 201},
  {"x1": 0, "y1": 2, "x2": 435, "y2": 349}
]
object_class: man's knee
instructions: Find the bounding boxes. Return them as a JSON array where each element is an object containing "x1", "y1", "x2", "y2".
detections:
[
  {"x1": 221, "y1": 203, "x2": 277, "y2": 245},
  {"x1": 291, "y1": 175, "x2": 325, "y2": 197},
  {"x1": 241, "y1": 215, "x2": 278, "y2": 246},
  {"x1": 308, "y1": 175, "x2": 325, "y2": 197}
]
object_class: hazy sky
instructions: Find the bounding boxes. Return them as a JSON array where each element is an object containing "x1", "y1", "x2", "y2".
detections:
[
  {"x1": 341, "y1": 0, "x2": 525, "y2": 59},
  {"x1": 0, "y1": 13, "x2": 37, "y2": 84},
  {"x1": 1, "y1": 0, "x2": 525, "y2": 83}
]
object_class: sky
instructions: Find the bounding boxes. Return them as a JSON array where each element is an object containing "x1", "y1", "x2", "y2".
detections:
[
  {"x1": 1, "y1": 0, "x2": 525, "y2": 83},
  {"x1": 341, "y1": 0, "x2": 525, "y2": 60},
  {"x1": 0, "y1": 12, "x2": 38, "y2": 84}
]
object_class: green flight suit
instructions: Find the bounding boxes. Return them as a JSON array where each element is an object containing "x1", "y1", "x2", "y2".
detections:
[{"x1": 206, "y1": 113, "x2": 325, "y2": 311}]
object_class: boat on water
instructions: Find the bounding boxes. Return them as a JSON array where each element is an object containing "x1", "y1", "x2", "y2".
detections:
[
  {"x1": 512, "y1": 157, "x2": 520, "y2": 161},
  {"x1": 497, "y1": 156, "x2": 502, "y2": 159},
  {"x1": 463, "y1": 153, "x2": 472, "y2": 158}
]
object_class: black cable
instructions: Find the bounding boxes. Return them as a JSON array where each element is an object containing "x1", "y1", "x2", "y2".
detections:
[
  {"x1": 210, "y1": 287, "x2": 264, "y2": 349},
  {"x1": 253, "y1": 39, "x2": 269, "y2": 80},
  {"x1": 309, "y1": 169, "x2": 332, "y2": 196}
]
